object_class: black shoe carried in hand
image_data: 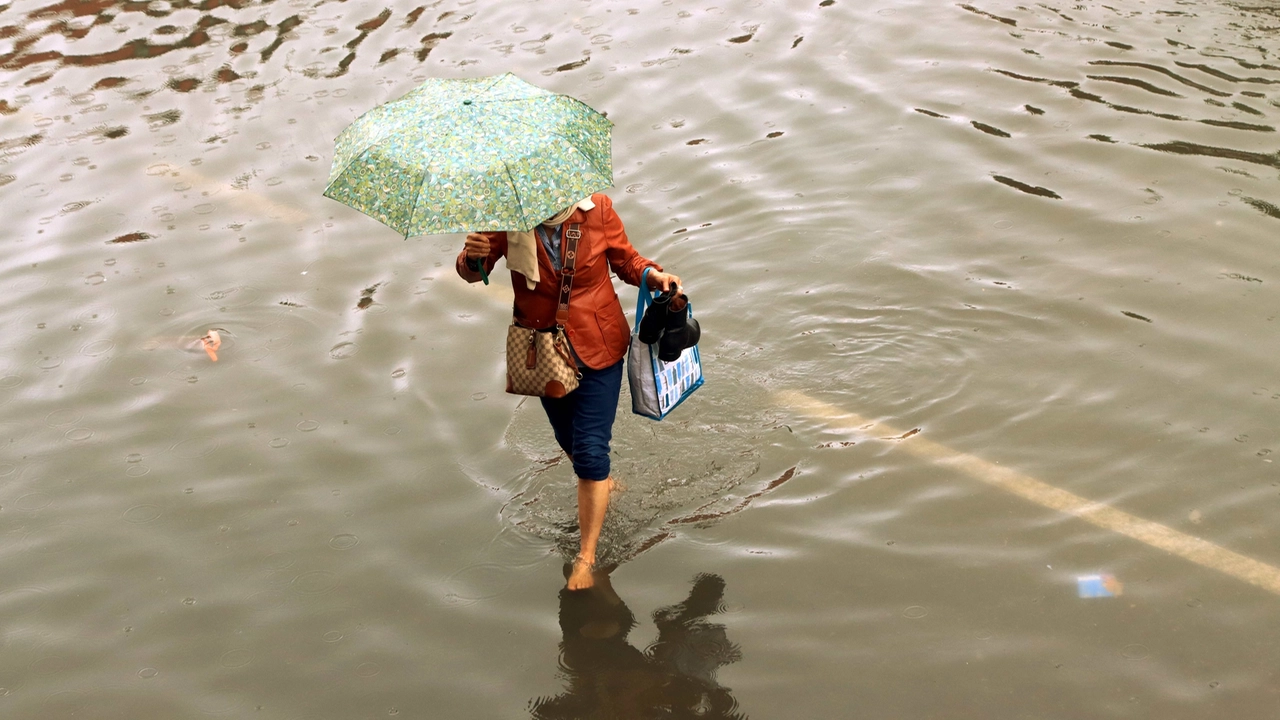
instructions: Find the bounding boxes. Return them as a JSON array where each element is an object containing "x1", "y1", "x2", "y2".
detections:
[
  {"x1": 681, "y1": 316, "x2": 700, "y2": 347},
  {"x1": 638, "y1": 290, "x2": 672, "y2": 344},
  {"x1": 658, "y1": 293, "x2": 698, "y2": 362},
  {"x1": 658, "y1": 316, "x2": 700, "y2": 362}
]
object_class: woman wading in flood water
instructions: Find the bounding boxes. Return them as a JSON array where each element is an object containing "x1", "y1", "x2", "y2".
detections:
[{"x1": 457, "y1": 193, "x2": 681, "y2": 590}]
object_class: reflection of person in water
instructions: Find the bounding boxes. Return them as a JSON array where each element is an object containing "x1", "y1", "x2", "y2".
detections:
[{"x1": 530, "y1": 569, "x2": 746, "y2": 719}]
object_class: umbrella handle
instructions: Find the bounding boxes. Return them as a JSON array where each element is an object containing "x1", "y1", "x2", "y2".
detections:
[{"x1": 467, "y1": 254, "x2": 490, "y2": 285}]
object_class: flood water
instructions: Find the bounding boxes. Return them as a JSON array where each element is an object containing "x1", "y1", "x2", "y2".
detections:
[{"x1": 3, "y1": 0, "x2": 1280, "y2": 716}]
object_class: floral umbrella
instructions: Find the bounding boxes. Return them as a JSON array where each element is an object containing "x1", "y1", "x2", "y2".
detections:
[{"x1": 323, "y1": 73, "x2": 613, "y2": 237}]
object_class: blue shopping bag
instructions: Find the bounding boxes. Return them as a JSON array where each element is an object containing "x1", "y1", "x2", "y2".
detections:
[{"x1": 628, "y1": 269, "x2": 704, "y2": 420}]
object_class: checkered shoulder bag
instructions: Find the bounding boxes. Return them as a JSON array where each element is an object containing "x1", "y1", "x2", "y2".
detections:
[{"x1": 505, "y1": 223, "x2": 582, "y2": 398}]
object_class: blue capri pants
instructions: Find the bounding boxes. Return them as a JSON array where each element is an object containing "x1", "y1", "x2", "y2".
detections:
[{"x1": 539, "y1": 359, "x2": 623, "y2": 481}]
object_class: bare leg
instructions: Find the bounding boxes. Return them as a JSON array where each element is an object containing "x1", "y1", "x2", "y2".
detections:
[{"x1": 567, "y1": 476, "x2": 613, "y2": 590}]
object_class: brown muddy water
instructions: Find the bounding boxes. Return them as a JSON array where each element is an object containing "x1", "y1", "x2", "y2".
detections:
[{"x1": 3, "y1": 0, "x2": 1280, "y2": 717}]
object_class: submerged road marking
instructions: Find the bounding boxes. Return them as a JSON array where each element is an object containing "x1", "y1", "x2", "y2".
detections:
[
  {"x1": 155, "y1": 164, "x2": 310, "y2": 224},
  {"x1": 777, "y1": 390, "x2": 1280, "y2": 597}
]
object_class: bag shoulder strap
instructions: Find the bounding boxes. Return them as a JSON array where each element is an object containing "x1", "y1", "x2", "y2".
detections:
[{"x1": 554, "y1": 223, "x2": 581, "y2": 328}]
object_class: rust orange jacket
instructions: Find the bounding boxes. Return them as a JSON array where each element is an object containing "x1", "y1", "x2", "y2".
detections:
[{"x1": 455, "y1": 193, "x2": 661, "y2": 370}]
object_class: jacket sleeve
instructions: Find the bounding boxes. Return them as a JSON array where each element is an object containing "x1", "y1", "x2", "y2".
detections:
[
  {"x1": 598, "y1": 195, "x2": 662, "y2": 287},
  {"x1": 455, "y1": 232, "x2": 507, "y2": 283}
]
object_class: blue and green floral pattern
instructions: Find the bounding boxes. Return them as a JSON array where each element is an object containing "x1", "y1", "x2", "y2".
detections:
[{"x1": 323, "y1": 73, "x2": 613, "y2": 236}]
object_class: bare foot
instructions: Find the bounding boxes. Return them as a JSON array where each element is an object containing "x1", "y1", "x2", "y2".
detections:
[{"x1": 566, "y1": 555, "x2": 596, "y2": 591}]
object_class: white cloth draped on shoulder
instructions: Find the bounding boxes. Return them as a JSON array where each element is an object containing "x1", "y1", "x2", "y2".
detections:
[{"x1": 505, "y1": 197, "x2": 595, "y2": 290}]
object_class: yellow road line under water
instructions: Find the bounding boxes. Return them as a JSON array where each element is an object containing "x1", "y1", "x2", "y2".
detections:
[
  {"x1": 162, "y1": 165, "x2": 310, "y2": 224},
  {"x1": 777, "y1": 390, "x2": 1280, "y2": 596}
]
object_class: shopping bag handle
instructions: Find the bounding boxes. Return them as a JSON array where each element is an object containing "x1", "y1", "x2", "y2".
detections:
[{"x1": 636, "y1": 267, "x2": 656, "y2": 320}]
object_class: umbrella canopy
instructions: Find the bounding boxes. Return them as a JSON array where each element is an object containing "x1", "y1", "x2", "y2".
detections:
[{"x1": 323, "y1": 73, "x2": 613, "y2": 237}]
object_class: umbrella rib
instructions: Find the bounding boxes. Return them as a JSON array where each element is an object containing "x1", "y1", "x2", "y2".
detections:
[
  {"x1": 327, "y1": 98, "x2": 435, "y2": 191},
  {"x1": 475, "y1": 73, "x2": 512, "y2": 99},
  {"x1": 501, "y1": 161, "x2": 529, "y2": 230},
  {"x1": 400, "y1": 110, "x2": 467, "y2": 235},
  {"x1": 483, "y1": 101, "x2": 612, "y2": 180},
  {"x1": 403, "y1": 163, "x2": 425, "y2": 238},
  {"x1": 475, "y1": 110, "x2": 611, "y2": 215},
  {"x1": 327, "y1": 86, "x2": 464, "y2": 201},
  {"x1": 325, "y1": 120, "x2": 412, "y2": 204},
  {"x1": 546, "y1": 130, "x2": 611, "y2": 179},
  {"x1": 325, "y1": 125, "x2": 388, "y2": 197}
]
